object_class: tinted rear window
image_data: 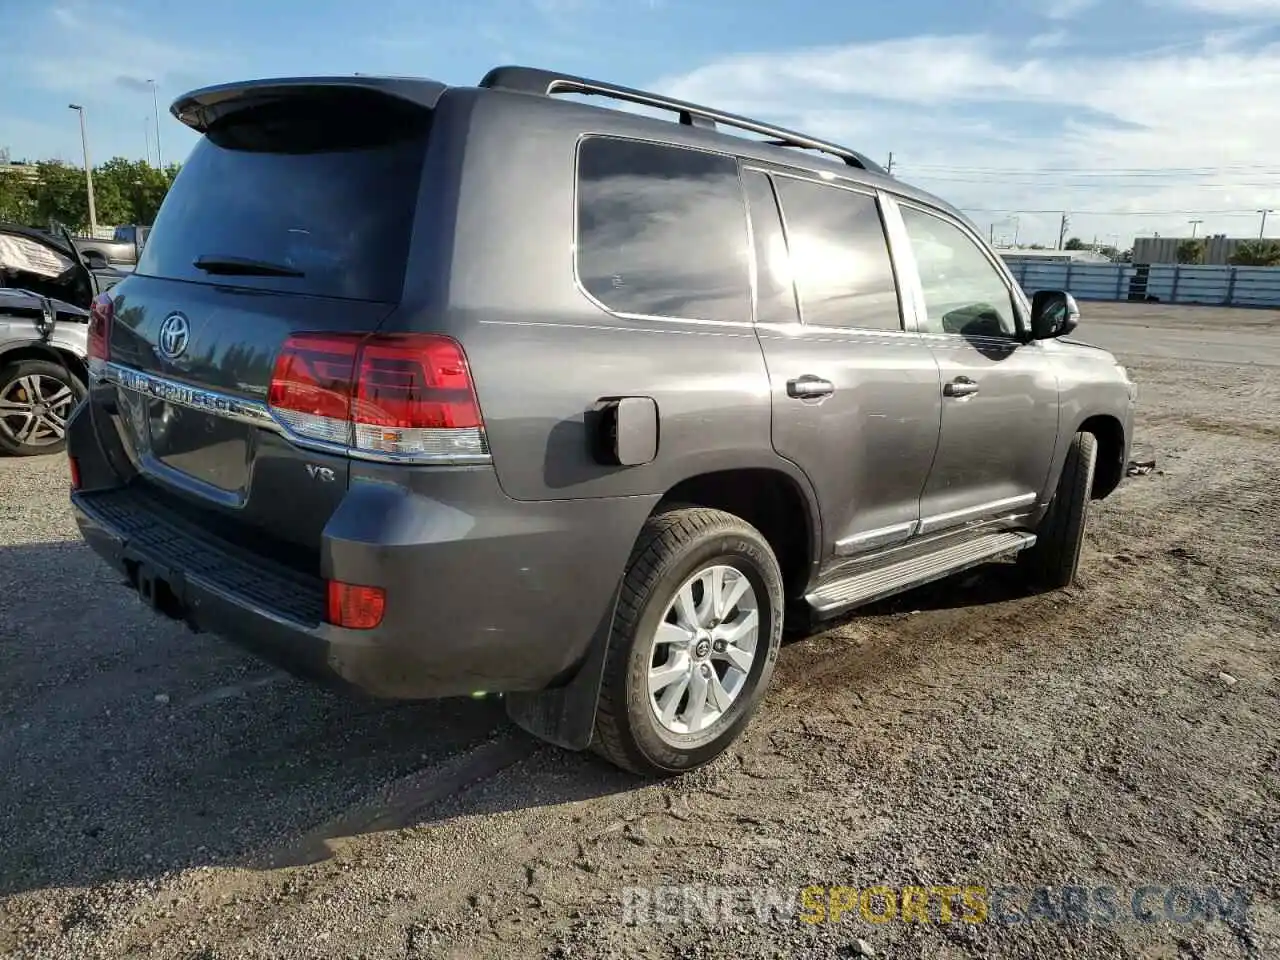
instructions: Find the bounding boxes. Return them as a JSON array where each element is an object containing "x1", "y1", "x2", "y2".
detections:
[
  {"x1": 136, "y1": 92, "x2": 430, "y2": 302},
  {"x1": 576, "y1": 137, "x2": 750, "y2": 323}
]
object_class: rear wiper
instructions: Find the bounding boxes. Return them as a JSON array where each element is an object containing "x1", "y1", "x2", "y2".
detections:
[{"x1": 192, "y1": 255, "x2": 304, "y2": 278}]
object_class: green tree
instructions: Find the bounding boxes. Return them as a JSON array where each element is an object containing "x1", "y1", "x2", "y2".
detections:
[
  {"x1": 1176, "y1": 238, "x2": 1206, "y2": 264},
  {"x1": 0, "y1": 173, "x2": 36, "y2": 223},
  {"x1": 94, "y1": 157, "x2": 177, "y2": 225},
  {"x1": 1064, "y1": 237, "x2": 1086, "y2": 250},
  {"x1": 1228, "y1": 239, "x2": 1280, "y2": 266},
  {"x1": 31, "y1": 160, "x2": 129, "y2": 232}
]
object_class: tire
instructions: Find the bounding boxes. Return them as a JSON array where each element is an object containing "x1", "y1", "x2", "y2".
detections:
[
  {"x1": 1019, "y1": 431, "x2": 1098, "y2": 589},
  {"x1": 591, "y1": 506, "x2": 784, "y2": 777},
  {"x1": 0, "y1": 358, "x2": 86, "y2": 457}
]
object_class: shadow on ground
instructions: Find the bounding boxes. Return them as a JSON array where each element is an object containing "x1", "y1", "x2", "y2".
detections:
[{"x1": 0, "y1": 540, "x2": 1034, "y2": 896}]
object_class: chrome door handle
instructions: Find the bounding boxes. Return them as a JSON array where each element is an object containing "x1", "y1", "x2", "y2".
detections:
[
  {"x1": 787, "y1": 376, "x2": 835, "y2": 399},
  {"x1": 943, "y1": 377, "x2": 980, "y2": 398}
]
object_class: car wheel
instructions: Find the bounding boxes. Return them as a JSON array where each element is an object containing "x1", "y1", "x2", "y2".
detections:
[
  {"x1": 591, "y1": 506, "x2": 784, "y2": 776},
  {"x1": 0, "y1": 358, "x2": 86, "y2": 456},
  {"x1": 1019, "y1": 430, "x2": 1098, "y2": 589}
]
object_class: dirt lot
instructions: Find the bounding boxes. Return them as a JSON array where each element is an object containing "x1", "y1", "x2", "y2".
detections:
[{"x1": 0, "y1": 302, "x2": 1276, "y2": 959}]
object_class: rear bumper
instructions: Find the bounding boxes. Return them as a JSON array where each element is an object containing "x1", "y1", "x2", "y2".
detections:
[{"x1": 71, "y1": 467, "x2": 657, "y2": 701}]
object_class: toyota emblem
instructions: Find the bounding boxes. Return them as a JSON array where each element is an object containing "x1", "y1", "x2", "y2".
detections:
[{"x1": 157, "y1": 312, "x2": 190, "y2": 361}]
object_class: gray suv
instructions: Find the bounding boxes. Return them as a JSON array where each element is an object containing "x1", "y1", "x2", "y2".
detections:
[{"x1": 67, "y1": 67, "x2": 1136, "y2": 775}]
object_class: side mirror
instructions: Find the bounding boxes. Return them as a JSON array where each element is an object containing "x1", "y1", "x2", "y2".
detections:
[{"x1": 1030, "y1": 289, "x2": 1080, "y2": 340}]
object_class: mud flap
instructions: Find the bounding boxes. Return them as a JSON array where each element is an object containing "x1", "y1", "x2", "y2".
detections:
[{"x1": 503, "y1": 579, "x2": 621, "y2": 751}]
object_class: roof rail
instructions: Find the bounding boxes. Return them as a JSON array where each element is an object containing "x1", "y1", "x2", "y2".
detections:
[{"x1": 478, "y1": 65, "x2": 886, "y2": 175}]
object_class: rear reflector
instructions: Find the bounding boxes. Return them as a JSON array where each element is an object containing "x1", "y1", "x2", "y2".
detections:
[
  {"x1": 88, "y1": 293, "x2": 113, "y2": 362},
  {"x1": 68, "y1": 455, "x2": 81, "y2": 491},
  {"x1": 269, "y1": 332, "x2": 488, "y2": 462},
  {"x1": 326, "y1": 581, "x2": 386, "y2": 630}
]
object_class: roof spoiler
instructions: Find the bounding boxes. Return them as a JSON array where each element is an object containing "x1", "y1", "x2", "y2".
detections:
[{"x1": 171, "y1": 76, "x2": 447, "y2": 133}]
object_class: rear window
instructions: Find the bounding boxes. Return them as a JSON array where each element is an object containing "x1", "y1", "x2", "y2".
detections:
[
  {"x1": 576, "y1": 136, "x2": 750, "y2": 323},
  {"x1": 136, "y1": 91, "x2": 431, "y2": 302}
]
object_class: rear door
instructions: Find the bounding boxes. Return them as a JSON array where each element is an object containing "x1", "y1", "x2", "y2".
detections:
[
  {"x1": 97, "y1": 87, "x2": 433, "y2": 558},
  {"x1": 888, "y1": 199, "x2": 1060, "y2": 534},
  {"x1": 745, "y1": 169, "x2": 942, "y2": 558}
]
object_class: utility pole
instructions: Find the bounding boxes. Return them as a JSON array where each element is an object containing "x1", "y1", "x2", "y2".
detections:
[
  {"x1": 67, "y1": 104, "x2": 97, "y2": 235},
  {"x1": 1258, "y1": 209, "x2": 1275, "y2": 240},
  {"x1": 1057, "y1": 212, "x2": 1070, "y2": 250},
  {"x1": 885, "y1": 152, "x2": 894, "y2": 176},
  {"x1": 989, "y1": 222, "x2": 995, "y2": 244},
  {"x1": 1188, "y1": 219, "x2": 1202, "y2": 239},
  {"x1": 149, "y1": 79, "x2": 163, "y2": 168}
]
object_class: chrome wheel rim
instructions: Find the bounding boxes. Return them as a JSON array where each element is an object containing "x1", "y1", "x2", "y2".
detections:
[
  {"x1": 648, "y1": 563, "x2": 759, "y2": 735},
  {"x1": 0, "y1": 374, "x2": 74, "y2": 448}
]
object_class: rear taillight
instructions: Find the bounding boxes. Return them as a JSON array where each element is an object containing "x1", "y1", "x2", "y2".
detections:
[
  {"x1": 268, "y1": 333, "x2": 488, "y2": 462},
  {"x1": 68, "y1": 455, "x2": 81, "y2": 491},
  {"x1": 88, "y1": 293, "x2": 113, "y2": 362},
  {"x1": 326, "y1": 580, "x2": 386, "y2": 630}
]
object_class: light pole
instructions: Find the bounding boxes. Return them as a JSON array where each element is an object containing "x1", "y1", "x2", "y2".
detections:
[
  {"x1": 1188, "y1": 219, "x2": 1202, "y2": 239},
  {"x1": 148, "y1": 79, "x2": 163, "y2": 168},
  {"x1": 1258, "y1": 209, "x2": 1275, "y2": 240},
  {"x1": 67, "y1": 104, "x2": 97, "y2": 235}
]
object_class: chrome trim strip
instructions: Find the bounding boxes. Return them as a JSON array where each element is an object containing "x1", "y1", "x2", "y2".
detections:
[
  {"x1": 107, "y1": 362, "x2": 277, "y2": 430},
  {"x1": 97, "y1": 361, "x2": 493, "y2": 466},
  {"x1": 834, "y1": 520, "x2": 917, "y2": 556},
  {"x1": 916, "y1": 493, "x2": 1037, "y2": 535}
]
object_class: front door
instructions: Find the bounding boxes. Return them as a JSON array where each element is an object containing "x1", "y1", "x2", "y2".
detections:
[
  {"x1": 744, "y1": 168, "x2": 942, "y2": 558},
  {"x1": 890, "y1": 200, "x2": 1060, "y2": 535}
]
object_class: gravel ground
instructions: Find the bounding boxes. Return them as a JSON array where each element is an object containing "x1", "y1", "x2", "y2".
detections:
[{"x1": 0, "y1": 302, "x2": 1276, "y2": 959}]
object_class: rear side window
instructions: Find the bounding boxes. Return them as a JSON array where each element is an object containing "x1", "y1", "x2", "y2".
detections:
[
  {"x1": 576, "y1": 137, "x2": 750, "y2": 323},
  {"x1": 772, "y1": 177, "x2": 901, "y2": 330},
  {"x1": 136, "y1": 91, "x2": 431, "y2": 302}
]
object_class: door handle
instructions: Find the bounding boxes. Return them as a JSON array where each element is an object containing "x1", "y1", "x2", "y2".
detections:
[
  {"x1": 786, "y1": 376, "x2": 835, "y2": 399},
  {"x1": 943, "y1": 377, "x2": 980, "y2": 398}
]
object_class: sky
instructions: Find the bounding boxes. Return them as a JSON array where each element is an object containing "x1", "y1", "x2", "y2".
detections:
[{"x1": 3, "y1": 0, "x2": 1280, "y2": 248}]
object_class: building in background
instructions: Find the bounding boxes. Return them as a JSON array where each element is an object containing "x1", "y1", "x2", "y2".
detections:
[
  {"x1": 1000, "y1": 248, "x2": 1114, "y2": 266},
  {"x1": 1132, "y1": 235, "x2": 1255, "y2": 265}
]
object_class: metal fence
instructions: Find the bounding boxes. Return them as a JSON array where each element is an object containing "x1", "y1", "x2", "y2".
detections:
[{"x1": 1001, "y1": 259, "x2": 1280, "y2": 308}]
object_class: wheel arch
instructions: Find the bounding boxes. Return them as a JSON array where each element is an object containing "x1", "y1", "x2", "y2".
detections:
[
  {"x1": 655, "y1": 466, "x2": 820, "y2": 601},
  {"x1": 1077, "y1": 413, "x2": 1126, "y2": 500},
  {"x1": 0, "y1": 342, "x2": 87, "y2": 386}
]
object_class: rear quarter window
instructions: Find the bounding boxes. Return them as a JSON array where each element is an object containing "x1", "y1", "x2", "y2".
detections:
[
  {"x1": 136, "y1": 91, "x2": 431, "y2": 302},
  {"x1": 575, "y1": 136, "x2": 750, "y2": 323}
]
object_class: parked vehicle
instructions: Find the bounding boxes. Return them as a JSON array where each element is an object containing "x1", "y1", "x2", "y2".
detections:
[
  {"x1": 74, "y1": 224, "x2": 150, "y2": 268},
  {"x1": 67, "y1": 67, "x2": 1137, "y2": 775},
  {"x1": 0, "y1": 223, "x2": 125, "y2": 455}
]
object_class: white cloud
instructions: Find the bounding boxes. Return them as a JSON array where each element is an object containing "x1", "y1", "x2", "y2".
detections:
[
  {"x1": 1029, "y1": 29, "x2": 1071, "y2": 49},
  {"x1": 31, "y1": 6, "x2": 221, "y2": 95},
  {"x1": 1158, "y1": 0, "x2": 1280, "y2": 14},
  {"x1": 654, "y1": 33, "x2": 1280, "y2": 245}
]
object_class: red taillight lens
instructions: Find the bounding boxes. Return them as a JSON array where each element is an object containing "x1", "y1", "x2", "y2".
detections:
[
  {"x1": 326, "y1": 580, "x2": 386, "y2": 630},
  {"x1": 88, "y1": 293, "x2": 113, "y2": 362},
  {"x1": 267, "y1": 334, "x2": 361, "y2": 446},
  {"x1": 68, "y1": 455, "x2": 81, "y2": 491},
  {"x1": 354, "y1": 335, "x2": 481, "y2": 429},
  {"x1": 268, "y1": 332, "x2": 487, "y2": 460}
]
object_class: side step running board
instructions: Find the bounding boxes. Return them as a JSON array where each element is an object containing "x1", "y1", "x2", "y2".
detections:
[{"x1": 806, "y1": 531, "x2": 1037, "y2": 618}]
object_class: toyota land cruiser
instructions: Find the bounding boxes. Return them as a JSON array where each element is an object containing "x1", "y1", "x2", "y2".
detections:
[{"x1": 66, "y1": 67, "x2": 1136, "y2": 775}]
